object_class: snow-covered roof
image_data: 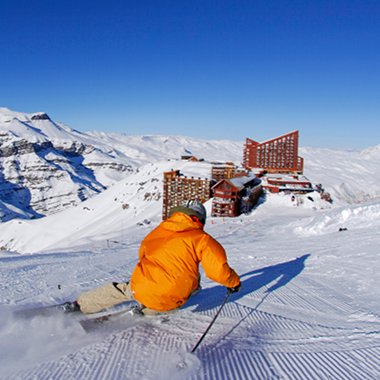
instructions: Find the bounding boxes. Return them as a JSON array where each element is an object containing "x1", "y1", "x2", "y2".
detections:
[
  {"x1": 229, "y1": 174, "x2": 258, "y2": 189},
  {"x1": 212, "y1": 174, "x2": 259, "y2": 190}
]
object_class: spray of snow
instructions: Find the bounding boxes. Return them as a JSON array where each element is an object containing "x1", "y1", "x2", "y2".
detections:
[{"x1": 0, "y1": 307, "x2": 89, "y2": 376}]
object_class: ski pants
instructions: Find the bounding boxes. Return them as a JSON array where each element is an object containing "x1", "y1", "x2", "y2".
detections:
[
  {"x1": 77, "y1": 282, "x2": 162, "y2": 315},
  {"x1": 77, "y1": 274, "x2": 202, "y2": 315},
  {"x1": 77, "y1": 282, "x2": 136, "y2": 314}
]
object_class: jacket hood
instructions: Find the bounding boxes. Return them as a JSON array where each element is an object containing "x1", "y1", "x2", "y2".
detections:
[{"x1": 162, "y1": 212, "x2": 204, "y2": 232}]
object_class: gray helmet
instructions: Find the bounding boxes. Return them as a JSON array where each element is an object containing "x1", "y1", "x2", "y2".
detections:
[{"x1": 169, "y1": 200, "x2": 207, "y2": 224}]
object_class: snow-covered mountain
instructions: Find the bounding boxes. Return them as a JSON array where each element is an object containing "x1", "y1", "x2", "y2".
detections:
[
  {"x1": 300, "y1": 146, "x2": 380, "y2": 205},
  {"x1": 0, "y1": 107, "x2": 242, "y2": 222},
  {"x1": 0, "y1": 160, "x2": 213, "y2": 253},
  {"x1": 3, "y1": 107, "x2": 380, "y2": 225},
  {"x1": 0, "y1": 108, "x2": 133, "y2": 221},
  {"x1": 1, "y1": 107, "x2": 380, "y2": 252},
  {"x1": 1, "y1": 108, "x2": 380, "y2": 379},
  {"x1": 1, "y1": 160, "x2": 380, "y2": 379}
]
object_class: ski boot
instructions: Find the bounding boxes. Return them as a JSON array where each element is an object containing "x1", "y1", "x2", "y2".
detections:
[
  {"x1": 127, "y1": 305, "x2": 145, "y2": 316},
  {"x1": 62, "y1": 301, "x2": 81, "y2": 313}
]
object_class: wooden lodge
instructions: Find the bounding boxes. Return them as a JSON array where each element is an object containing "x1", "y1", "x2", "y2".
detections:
[
  {"x1": 212, "y1": 175, "x2": 262, "y2": 217},
  {"x1": 243, "y1": 130, "x2": 304, "y2": 174}
]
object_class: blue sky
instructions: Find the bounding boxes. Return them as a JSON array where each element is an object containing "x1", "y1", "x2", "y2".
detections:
[{"x1": 1, "y1": 0, "x2": 379, "y2": 149}]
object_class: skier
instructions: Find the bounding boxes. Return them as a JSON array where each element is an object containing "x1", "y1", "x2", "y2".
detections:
[{"x1": 65, "y1": 200, "x2": 241, "y2": 315}]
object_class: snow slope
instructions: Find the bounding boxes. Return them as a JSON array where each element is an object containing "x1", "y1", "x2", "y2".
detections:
[
  {"x1": 0, "y1": 160, "x2": 213, "y2": 253},
  {"x1": 2, "y1": 107, "x2": 380, "y2": 222},
  {"x1": 0, "y1": 194, "x2": 379, "y2": 379},
  {"x1": 0, "y1": 107, "x2": 243, "y2": 222},
  {"x1": 85, "y1": 131, "x2": 244, "y2": 165},
  {"x1": 300, "y1": 146, "x2": 380, "y2": 204},
  {"x1": 2, "y1": 143, "x2": 380, "y2": 254},
  {"x1": 0, "y1": 107, "x2": 243, "y2": 165},
  {"x1": 0, "y1": 110, "x2": 379, "y2": 378}
]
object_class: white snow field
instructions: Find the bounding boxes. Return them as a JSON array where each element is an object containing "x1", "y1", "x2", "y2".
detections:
[{"x1": 1, "y1": 144, "x2": 380, "y2": 379}]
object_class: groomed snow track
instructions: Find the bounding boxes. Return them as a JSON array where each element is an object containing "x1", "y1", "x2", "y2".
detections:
[{"x1": 2, "y1": 272, "x2": 379, "y2": 380}]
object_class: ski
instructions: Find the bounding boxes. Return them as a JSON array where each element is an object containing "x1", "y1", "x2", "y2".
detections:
[
  {"x1": 12, "y1": 302, "x2": 171, "y2": 333},
  {"x1": 79, "y1": 305, "x2": 145, "y2": 331},
  {"x1": 13, "y1": 302, "x2": 75, "y2": 319},
  {"x1": 79, "y1": 305, "x2": 174, "y2": 331}
]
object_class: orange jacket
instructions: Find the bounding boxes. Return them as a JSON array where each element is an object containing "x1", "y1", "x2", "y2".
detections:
[{"x1": 130, "y1": 212, "x2": 240, "y2": 312}]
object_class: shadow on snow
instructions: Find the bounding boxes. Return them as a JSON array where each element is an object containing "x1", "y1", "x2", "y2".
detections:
[{"x1": 184, "y1": 254, "x2": 311, "y2": 313}]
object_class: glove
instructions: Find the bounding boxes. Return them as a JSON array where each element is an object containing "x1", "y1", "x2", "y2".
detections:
[{"x1": 227, "y1": 282, "x2": 241, "y2": 293}]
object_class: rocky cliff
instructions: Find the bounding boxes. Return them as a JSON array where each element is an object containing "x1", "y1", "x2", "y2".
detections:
[
  {"x1": 0, "y1": 108, "x2": 133, "y2": 221},
  {"x1": 0, "y1": 107, "x2": 244, "y2": 223}
]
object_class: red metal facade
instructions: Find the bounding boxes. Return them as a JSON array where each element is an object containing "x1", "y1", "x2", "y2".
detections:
[{"x1": 243, "y1": 131, "x2": 303, "y2": 174}]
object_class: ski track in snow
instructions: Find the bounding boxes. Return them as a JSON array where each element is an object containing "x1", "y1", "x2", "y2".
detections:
[
  {"x1": 0, "y1": 155, "x2": 380, "y2": 380},
  {"x1": 1, "y1": 278, "x2": 379, "y2": 380},
  {"x1": 1, "y1": 207, "x2": 380, "y2": 380}
]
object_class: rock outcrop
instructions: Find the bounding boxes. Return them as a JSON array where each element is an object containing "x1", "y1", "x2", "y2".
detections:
[{"x1": 0, "y1": 109, "x2": 133, "y2": 221}]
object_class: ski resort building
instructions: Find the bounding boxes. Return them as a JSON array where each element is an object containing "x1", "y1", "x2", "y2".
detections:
[
  {"x1": 262, "y1": 173, "x2": 313, "y2": 194},
  {"x1": 180, "y1": 155, "x2": 203, "y2": 162},
  {"x1": 211, "y1": 175, "x2": 262, "y2": 218},
  {"x1": 162, "y1": 168, "x2": 262, "y2": 220},
  {"x1": 162, "y1": 130, "x2": 315, "y2": 219},
  {"x1": 211, "y1": 163, "x2": 249, "y2": 182},
  {"x1": 243, "y1": 130, "x2": 304, "y2": 174},
  {"x1": 162, "y1": 170, "x2": 211, "y2": 220}
]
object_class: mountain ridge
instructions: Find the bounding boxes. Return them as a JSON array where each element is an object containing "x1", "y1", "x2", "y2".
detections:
[
  {"x1": 0, "y1": 108, "x2": 242, "y2": 222},
  {"x1": 1, "y1": 107, "x2": 380, "y2": 232}
]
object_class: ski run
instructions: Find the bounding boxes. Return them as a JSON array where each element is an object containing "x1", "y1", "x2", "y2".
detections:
[{"x1": 1, "y1": 145, "x2": 380, "y2": 379}]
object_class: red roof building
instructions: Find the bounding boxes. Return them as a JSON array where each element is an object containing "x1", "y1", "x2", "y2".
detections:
[
  {"x1": 263, "y1": 174, "x2": 313, "y2": 193},
  {"x1": 211, "y1": 175, "x2": 262, "y2": 217},
  {"x1": 211, "y1": 163, "x2": 249, "y2": 182}
]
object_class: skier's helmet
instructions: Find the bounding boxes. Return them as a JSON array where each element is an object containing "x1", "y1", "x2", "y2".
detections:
[
  {"x1": 183, "y1": 200, "x2": 207, "y2": 224},
  {"x1": 169, "y1": 200, "x2": 207, "y2": 225}
]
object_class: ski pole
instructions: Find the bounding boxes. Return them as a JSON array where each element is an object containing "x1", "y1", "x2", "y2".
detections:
[{"x1": 191, "y1": 289, "x2": 232, "y2": 353}]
